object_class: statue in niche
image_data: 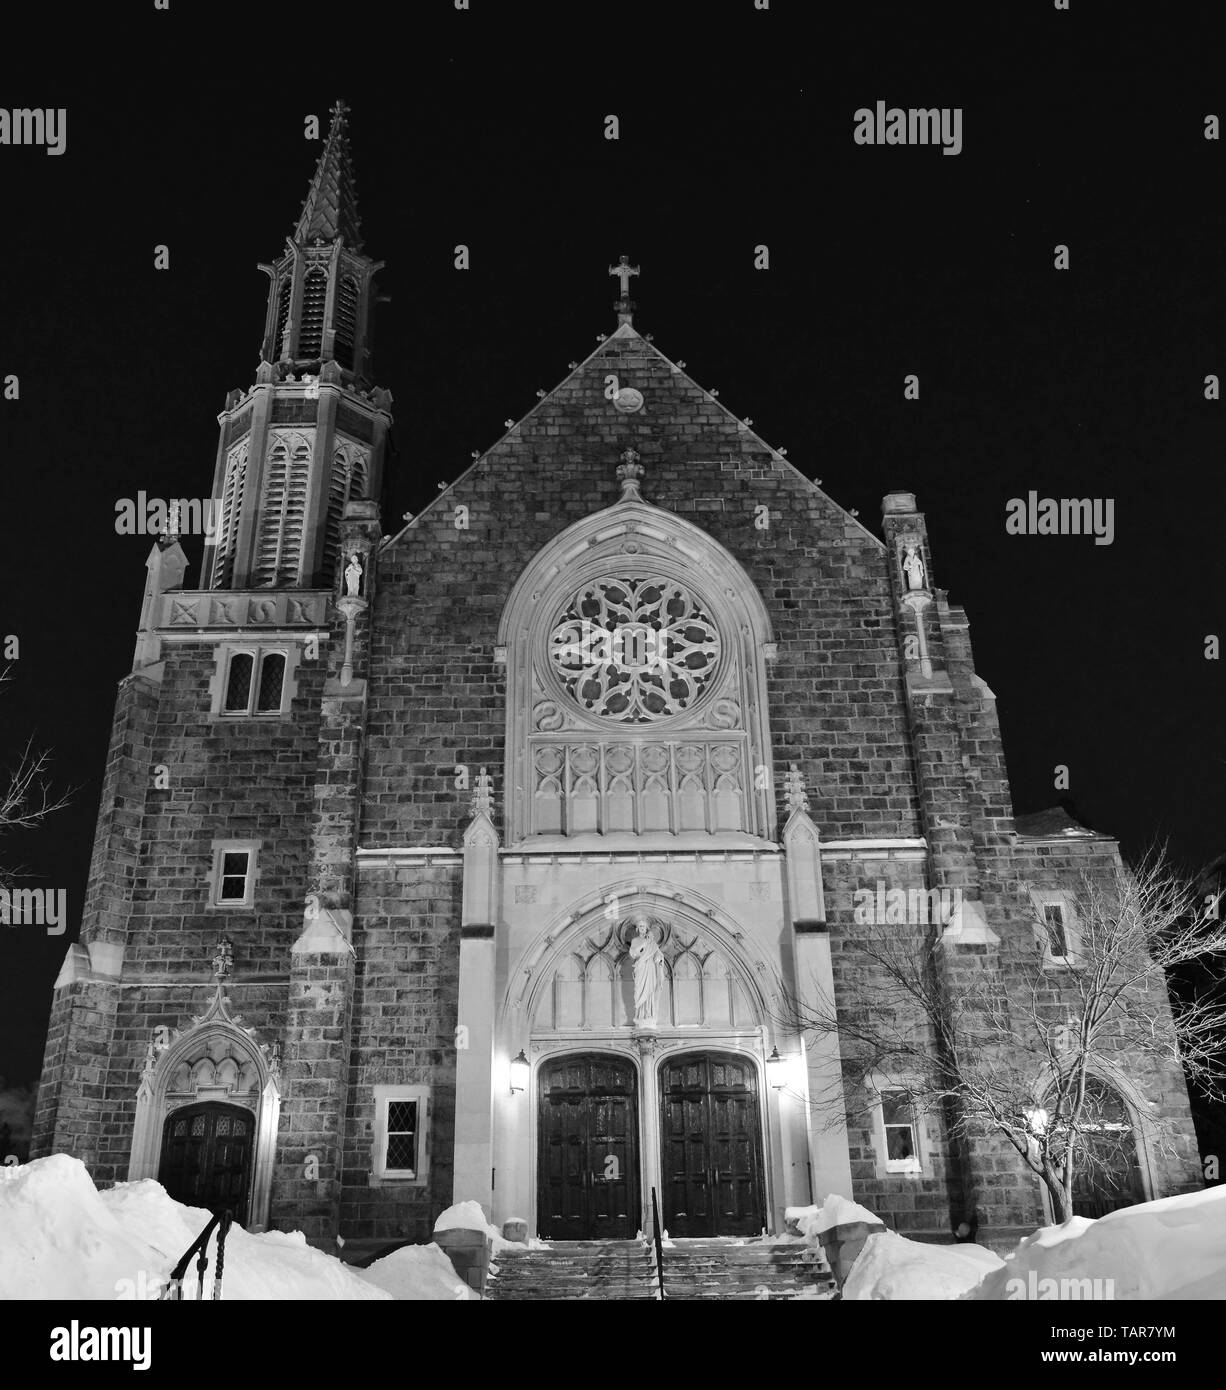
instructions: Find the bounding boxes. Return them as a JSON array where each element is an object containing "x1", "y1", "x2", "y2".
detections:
[
  {"x1": 629, "y1": 917, "x2": 665, "y2": 1028},
  {"x1": 344, "y1": 552, "x2": 363, "y2": 598},
  {"x1": 902, "y1": 545, "x2": 926, "y2": 591}
]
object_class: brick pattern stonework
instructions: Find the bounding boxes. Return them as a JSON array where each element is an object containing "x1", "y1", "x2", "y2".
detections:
[{"x1": 31, "y1": 322, "x2": 1204, "y2": 1247}]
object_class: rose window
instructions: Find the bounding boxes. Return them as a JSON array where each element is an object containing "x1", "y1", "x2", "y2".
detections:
[{"x1": 548, "y1": 577, "x2": 721, "y2": 722}]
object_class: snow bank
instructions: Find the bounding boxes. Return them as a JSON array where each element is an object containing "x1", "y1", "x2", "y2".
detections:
[
  {"x1": 788, "y1": 1192, "x2": 1001, "y2": 1300},
  {"x1": 843, "y1": 1231, "x2": 1002, "y2": 1300},
  {"x1": 358, "y1": 1242, "x2": 478, "y2": 1300},
  {"x1": 432, "y1": 1199, "x2": 558, "y2": 1253},
  {"x1": 434, "y1": 1199, "x2": 500, "y2": 1237},
  {"x1": 966, "y1": 1187, "x2": 1226, "y2": 1301},
  {"x1": 0, "y1": 1155, "x2": 388, "y2": 1300},
  {"x1": 787, "y1": 1195, "x2": 883, "y2": 1239},
  {"x1": 0, "y1": 1155, "x2": 171, "y2": 1301}
]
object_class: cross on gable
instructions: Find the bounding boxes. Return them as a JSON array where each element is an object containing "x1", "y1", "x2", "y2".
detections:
[{"x1": 609, "y1": 255, "x2": 640, "y2": 297}]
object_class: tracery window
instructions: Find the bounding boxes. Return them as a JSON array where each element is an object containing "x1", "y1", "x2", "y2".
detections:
[
  {"x1": 501, "y1": 506, "x2": 776, "y2": 843},
  {"x1": 548, "y1": 576, "x2": 721, "y2": 722}
]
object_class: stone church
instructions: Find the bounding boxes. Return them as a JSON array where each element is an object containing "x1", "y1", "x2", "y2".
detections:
[{"x1": 33, "y1": 105, "x2": 1202, "y2": 1251}]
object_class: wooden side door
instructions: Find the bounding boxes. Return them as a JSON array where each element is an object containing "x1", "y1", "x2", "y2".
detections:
[
  {"x1": 661, "y1": 1052, "x2": 764, "y2": 1238},
  {"x1": 158, "y1": 1102, "x2": 253, "y2": 1220},
  {"x1": 538, "y1": 1053, "x2": 640, "y2": 1240}
]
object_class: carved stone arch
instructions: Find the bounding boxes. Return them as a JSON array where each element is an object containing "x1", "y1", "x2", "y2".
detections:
[
  {"x1": 505, "y1": 881, "x2": 778, "y2": 1037},
  {"x1": 1030, "y1": 1059, "x2": 1162, "y2": 1218},
  {"x1": 128, "y1": 987, "x2": 281, "y2": 1231},
  {"x1": 497, "y1": 497, "x2": 777, "y2": 844}
]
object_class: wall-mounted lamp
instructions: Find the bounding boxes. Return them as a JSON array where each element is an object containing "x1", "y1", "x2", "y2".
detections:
[
  {"x1": 510, "y1": 1050, "x2": 530, "y2": 1095},
  {"x1": 767, "y1": 1046, "x2": 786, "y2": 1089}
]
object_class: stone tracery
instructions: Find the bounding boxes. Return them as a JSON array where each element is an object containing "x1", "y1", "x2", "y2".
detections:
[{"x1": 548, "y1": 576, "x2": 721, "y2": 722}]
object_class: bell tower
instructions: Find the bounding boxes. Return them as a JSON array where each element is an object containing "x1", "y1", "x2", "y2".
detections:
[{"x1": 201, "y1": 100, "x2": 392, "y2": 592}]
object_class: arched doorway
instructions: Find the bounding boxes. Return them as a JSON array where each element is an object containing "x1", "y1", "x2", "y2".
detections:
[
  {"x1": 660, "y1": 1051, "x2": 765, "y2": 1237},
  {"x1": 158, "y1": 1101, "x2": 254, "y2": 1217},
  {"x1": 537, "y1": 1052, "x2": 641, "y2": 1240},
  {"x1": 1070, "y1": 1079, "x2": 1146, "y2": 1219}
]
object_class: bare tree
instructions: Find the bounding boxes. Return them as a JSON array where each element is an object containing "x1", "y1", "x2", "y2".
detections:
[
  {"x1": 0, "y1": 667, "x2": 72, "y2": 897},
  {"x1": 779, "y1": 851, "x2": 1226, "y2": 1224}
]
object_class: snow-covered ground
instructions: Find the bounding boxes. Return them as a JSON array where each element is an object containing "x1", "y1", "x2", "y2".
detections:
[
  {"x1": 5, "y1": 1154, "x2": 1223, "y2": 1300},
  {"x1": 965, "y1": 1187, "x2": 1226, "y2": 1301},
  {"x1": 0, "y1": 1155, "x2": 469, "y2": 1300},
  {"x1": 790, "y1": 1186, "x2": 1226, "y2": 1300}
]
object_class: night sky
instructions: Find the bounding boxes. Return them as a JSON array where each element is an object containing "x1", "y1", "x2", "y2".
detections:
[{"x1": 2, "y1": 1, "x2": 1222, "y2": 1090}]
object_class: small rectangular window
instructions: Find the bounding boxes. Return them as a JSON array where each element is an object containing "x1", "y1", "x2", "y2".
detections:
[
  {"x1": 1043, "y1": 904, "x2": 1069, "y2": 957},
  {"x1": 371, "y1": 1085, "x2": 430, "y2": 1185},
  {"x1": 210, "y1": 841, "x2": 258, "y2": 908},
  {"x1": 385, "y1": 1100, "x2": 419, "y2": 1175},
  {"x1": 882, "y1": 1091, "x2": 920, "y2": 1171}
]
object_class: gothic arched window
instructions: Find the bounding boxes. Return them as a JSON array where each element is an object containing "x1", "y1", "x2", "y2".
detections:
[{"x1": 499, "y1": 500, "x2": 776, "y2": 844}]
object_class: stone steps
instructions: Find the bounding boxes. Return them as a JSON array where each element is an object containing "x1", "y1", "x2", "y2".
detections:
[{"x1": 486, "y1": 1237, "x2": 837, "y2": 1301}]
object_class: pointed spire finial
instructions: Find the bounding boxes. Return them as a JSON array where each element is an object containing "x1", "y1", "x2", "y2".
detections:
[
  {"x1": 294, "y1": 99, "x2": 363, "y2": 250},
  {"x1": 785, "y1": 764, "x2": 810, "y2": 816},
  {"x1": 472, "y1": 766, "x2": 495, "y2": 819},
  {"x1": 609, "y1": 255, "x2": 640, "y2": 326}
]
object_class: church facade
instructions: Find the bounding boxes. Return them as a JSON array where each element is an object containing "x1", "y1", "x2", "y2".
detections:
[{"x1": 33, "y1": 107, "x2": 1203, "y2": 1250}]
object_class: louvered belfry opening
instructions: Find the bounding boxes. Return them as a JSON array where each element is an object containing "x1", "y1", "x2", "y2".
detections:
[
  {"x1": 323, "y1": 443, "x2": 369, "y2": 584},
  {"x1": 273, "y1": 277, "x2": 293, "y2": 359},
  {"x1": 297, "y1": 265, "x2": 328, "y2": 361},
  {"x1": 211, "y1": 442, "x2": 248, "y2": 589},
  {"x1": 255, "y1": 433, "x2": 312, "y2": 586},
  {"x1": 333, "y1": 275, "x2": 360, "y2": 371}
]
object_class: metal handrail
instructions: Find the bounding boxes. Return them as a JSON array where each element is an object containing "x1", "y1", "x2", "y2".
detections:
[
  {"x1": 649, "y1": 1187, "x2": 666, "y2": 1301},
  {"x1": 160, "y1": 1209, "x2": 234, "y2": 1301}
]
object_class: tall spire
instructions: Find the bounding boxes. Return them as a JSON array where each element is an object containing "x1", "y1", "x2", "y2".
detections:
[
  {"x1": 255, "y1": 99, "x2": 384, "y2": 381},
  {"x1": 294, "y1": 100, "x2": 364, "y2": 250}
]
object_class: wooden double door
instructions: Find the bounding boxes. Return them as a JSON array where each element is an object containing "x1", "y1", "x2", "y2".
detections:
[
  {"x1": 538, "y1": 1053, "x2": 641, "y2": 1240},
  {"x1": 537, "y1": 1050, "x2": 765, "y2": 1240},
  {"x1": 158, "y1": 1101, "x2": 253, "y2": 1220},
  {"x1": 660, "y1": 1052, "x2": 765, "y2": 1238}
]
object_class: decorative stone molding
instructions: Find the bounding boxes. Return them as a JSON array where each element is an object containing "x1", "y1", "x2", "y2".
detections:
[
  {"x1": 160, "y1": 590, "x2": 329, "y2": 633},
  {"x1": 127, "y1": 983, "x2": 281, "y2": 1230},
  {"x1": 498, "y1": 494, "x2": 777, "y2": 844}
]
